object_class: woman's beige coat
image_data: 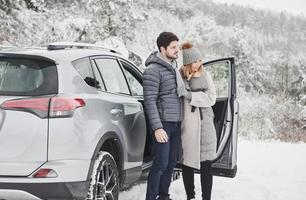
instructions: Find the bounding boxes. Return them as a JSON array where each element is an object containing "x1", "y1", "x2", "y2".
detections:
[{"x1": 181, "y1": 70, "x2": 217, "y2": 170}]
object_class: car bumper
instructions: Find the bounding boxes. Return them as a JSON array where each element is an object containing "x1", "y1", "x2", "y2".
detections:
[
  {"x1": 0, "y1": 159, "x2": 91, "y2": 199},
  {"x1": 0, "y1": 181, "x2": 90, "y2": 200}
]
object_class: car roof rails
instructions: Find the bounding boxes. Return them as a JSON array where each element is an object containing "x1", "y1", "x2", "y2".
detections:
[{"x1": 47, "y1": 42, "x2": 121, "y2": 55}]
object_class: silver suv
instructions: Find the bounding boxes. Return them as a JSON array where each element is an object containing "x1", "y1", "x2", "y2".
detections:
[{"x1": 0, "y1": 43, "x2": 239, "y2": 200}]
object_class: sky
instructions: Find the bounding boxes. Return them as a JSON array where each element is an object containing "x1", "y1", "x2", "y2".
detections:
[{"x1": 211, "y1": 0, "x2": 306, "y2": 16}]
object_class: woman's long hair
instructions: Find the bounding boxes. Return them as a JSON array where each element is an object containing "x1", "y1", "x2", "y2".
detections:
[{"x1": 180, "y1": 63, "x2": 203, "y2": 80}]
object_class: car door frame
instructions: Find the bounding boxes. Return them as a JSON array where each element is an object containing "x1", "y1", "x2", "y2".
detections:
[{"x1": 204, "y1": 57, "x2": 238, "y2": 178}]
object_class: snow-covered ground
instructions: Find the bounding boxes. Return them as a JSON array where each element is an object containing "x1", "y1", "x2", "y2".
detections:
[{"x1": 119, "y1": 140, "x2": 306, "y2": 200}]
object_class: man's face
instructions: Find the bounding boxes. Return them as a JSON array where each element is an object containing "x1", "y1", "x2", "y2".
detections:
[{"x1": 161, "y1": 41, "x2": 179, "y2": 60}]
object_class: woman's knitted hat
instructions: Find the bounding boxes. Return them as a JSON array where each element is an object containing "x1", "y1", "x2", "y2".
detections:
[{"x1": 181, "y1": 41, "x2": 202, "y2": 65}]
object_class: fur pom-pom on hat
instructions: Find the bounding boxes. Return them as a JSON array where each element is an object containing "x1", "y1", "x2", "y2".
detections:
[
  {"x1": 181, "y1": 41, "x2": 193, "y2": 50},
  {"x1": 181, "y1": 41, "x2": 202, "y2": 65}
]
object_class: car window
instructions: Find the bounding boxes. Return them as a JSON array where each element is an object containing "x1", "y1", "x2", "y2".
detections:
[
  {"x1": 0, "y1": 57, "x2": 58, "y2": 96},
  {"x1": 120, "y1": 62, "x2": 143, "y2": 96},
  {"x1": 72, "y1": 57, "x2": 94, "y2": 80},
  {"x1": 94, "y1": 58, "x2": 130, "y2": 95},
  {"x1": 72, "y1": 57, "x2": 104, "y2": 89},
  {"x1": 204, "y1": 61, "x2": 230, "y2": 98},
  {"x1": 91, "y1": 60, "x2": 106, "y2": 91}
]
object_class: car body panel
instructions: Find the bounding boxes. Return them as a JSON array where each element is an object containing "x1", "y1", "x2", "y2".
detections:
[{"x1": 0, "y1": 97, "x2": 48, "y2": 177}]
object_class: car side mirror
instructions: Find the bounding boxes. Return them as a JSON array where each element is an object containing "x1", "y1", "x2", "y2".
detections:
[{"x1": 84, "y1": 77, "x2": 100, "y2": 88}]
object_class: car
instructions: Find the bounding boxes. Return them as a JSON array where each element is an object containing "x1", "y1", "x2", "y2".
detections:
[{"x1": 0, "y1": 42, "x2": 239, "y2": 200}]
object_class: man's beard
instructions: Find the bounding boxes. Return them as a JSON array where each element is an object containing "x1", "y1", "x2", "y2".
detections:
[{"x1": 166, "y1": 52, "x2": 178, "y2": 60}]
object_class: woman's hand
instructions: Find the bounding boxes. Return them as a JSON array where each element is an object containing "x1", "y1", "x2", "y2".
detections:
[{"x1": 187, "y1": 72, "x2": 194, "y2": 81}]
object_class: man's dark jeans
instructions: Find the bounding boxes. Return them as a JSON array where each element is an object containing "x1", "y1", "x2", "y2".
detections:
[{"x1": 145, "y1": 121, "x2": 181, "y2": 200}]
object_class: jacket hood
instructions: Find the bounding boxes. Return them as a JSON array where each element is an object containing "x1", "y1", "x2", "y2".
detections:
[{"x1": 145, "y1": 51, "x2": 174, "y2": 71}]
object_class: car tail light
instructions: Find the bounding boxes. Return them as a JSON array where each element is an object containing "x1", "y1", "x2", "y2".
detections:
[
  {"x1": 0, "y1": 97, "x2": 50, "y2": 118},
  {"x1": 0, "y1": 96, "x2": 85, "y2": 118},
  {"x1": 33, "y1": 168, "x2": 58, "y2": 178},
  {"x1": 49, "y1": 97, "x2": 85, "y2": 118}
]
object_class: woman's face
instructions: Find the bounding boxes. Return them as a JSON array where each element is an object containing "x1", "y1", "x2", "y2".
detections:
[{"x1": 190, "y1": 60, "x2": 202, "y2": 73}]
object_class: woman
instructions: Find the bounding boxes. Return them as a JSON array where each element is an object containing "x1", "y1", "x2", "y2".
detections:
[{"x1": 180, "y1": 41, "x2": 217, "y2": 200}]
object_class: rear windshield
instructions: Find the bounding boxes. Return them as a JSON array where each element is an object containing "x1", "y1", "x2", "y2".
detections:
[{"x1": 0, "y1": 57, "x2": 58, "y2": 96}]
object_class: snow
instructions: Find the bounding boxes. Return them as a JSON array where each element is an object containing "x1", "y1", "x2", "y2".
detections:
[
  {"x1": 96, "y1": 37, "x2": 129, "y2": 59},
  {"x1": 119, "y1": 140, "x2": 306, "y2": 200}
]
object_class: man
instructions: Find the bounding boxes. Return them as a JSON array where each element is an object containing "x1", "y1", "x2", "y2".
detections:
[{"x1": 143, "y1": 32, "x2": 183, "y2": 200}]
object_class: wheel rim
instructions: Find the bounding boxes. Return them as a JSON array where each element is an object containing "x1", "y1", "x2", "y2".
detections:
[{"x1": 95, "y1": 161, "x2": 118, "y2": 200}]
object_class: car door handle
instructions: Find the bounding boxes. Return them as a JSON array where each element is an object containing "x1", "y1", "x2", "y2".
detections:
[{"x1": 111, "y1": 108, "x2": 123, "y2": 115}]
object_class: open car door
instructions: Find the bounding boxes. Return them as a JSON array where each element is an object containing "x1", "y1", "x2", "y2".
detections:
[
  {"x1": 175, "y1": 57, "x2": 239, "y2": 178},
  {"x1": 205, "y1": 57, "x2": 239, "y2": 178}
]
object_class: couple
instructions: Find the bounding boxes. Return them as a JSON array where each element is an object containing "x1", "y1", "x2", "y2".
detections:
[{"x1": 143, "y1": 31, "x2": 217, "y2": 200}]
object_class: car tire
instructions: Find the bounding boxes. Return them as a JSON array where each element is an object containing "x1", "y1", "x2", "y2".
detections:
[{"x1": 87, "y1": 152, "x2": 119, "y2": 200}]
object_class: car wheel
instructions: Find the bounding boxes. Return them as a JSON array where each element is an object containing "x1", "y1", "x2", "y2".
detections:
[{"x1": 87, "y1": 152, "x2": 119, "y2": 200}]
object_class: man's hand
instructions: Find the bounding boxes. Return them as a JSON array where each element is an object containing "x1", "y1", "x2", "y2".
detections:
[{"x1": 154, "y1": 128, "x2": 169, "y2": 143}]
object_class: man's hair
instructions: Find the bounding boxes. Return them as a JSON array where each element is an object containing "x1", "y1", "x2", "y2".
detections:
[{"x1": 156, "y1": 32, "x2": 179, "y2": 52}]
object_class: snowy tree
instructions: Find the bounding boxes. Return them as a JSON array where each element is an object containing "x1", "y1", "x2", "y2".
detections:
[
  {"x1": 1, "y1": 0, "x2": 306, "y2": 142},
  {"x1": 84, "y1": 0, "x2": 145, "y2": 43}
]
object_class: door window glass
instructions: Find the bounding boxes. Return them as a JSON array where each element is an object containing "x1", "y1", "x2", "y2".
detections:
[
  {"x1": 204, "y1": 61, "x2": 230, "y2": 98},
  {"x1": 121, "y1": 63, "x2": 143, "y2": 96},
  {"x1": 95, "y1": 58, "x2": 130, "y2": 95}
]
